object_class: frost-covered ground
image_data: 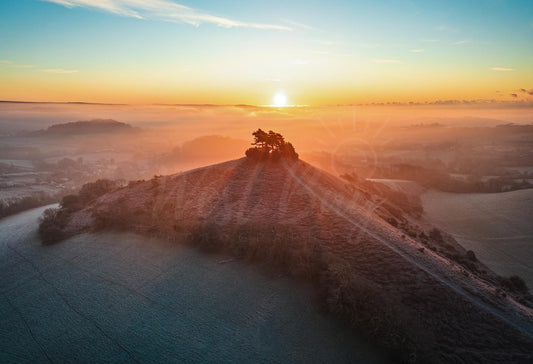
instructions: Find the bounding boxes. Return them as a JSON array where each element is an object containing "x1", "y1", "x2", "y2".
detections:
[
  {"x1": 422, "y1": 189, "x2": 533, "y2": 289},
  {"x1": 0, "y1": 206, "x2": 385, "y2": 363}
]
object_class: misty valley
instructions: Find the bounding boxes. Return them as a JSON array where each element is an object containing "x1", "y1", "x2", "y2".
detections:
[
  {"x1": 2, "y1": 104, "x2": 533, "y2": 220},
  {"x1": 1, "y1": 102, "x2": 533, "y2": 363}
]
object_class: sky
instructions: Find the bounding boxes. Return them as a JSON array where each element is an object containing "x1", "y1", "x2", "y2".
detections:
[{"x1": 0, "y1": 0, "x2": 532, "y2": 105}]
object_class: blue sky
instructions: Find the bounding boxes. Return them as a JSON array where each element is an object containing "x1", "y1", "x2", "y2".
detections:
[{"x1": 0, "y1": 0, "x2": 532, "y2": 104}]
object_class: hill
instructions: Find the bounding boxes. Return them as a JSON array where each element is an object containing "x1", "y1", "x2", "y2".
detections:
[
  {"x1": 0, "y1": 206, "x2": 387, "y2": 363},
  {"x1": 41, "y1": 157, "x2": 533, "y2": 363},
  {"x1": 27, "y1": 119, "x2": 136, "y2": 136}
]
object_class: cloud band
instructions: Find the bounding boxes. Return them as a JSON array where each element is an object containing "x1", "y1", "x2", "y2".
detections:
[{"x1": 42, "y1": 0, "x2": 292, "y2": 31}]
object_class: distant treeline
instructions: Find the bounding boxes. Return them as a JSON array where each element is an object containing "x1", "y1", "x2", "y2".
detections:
[
  {"x1": 379, "y1": 163, "x2": 532, "y2": 193},
  {"x1": 0, "y1": 192, "x2": 60, "y2": 218}
]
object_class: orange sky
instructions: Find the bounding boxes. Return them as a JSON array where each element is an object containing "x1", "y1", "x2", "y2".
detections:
[{"x1": 1, "y1": 1, "x2": 532, "y2": 106}]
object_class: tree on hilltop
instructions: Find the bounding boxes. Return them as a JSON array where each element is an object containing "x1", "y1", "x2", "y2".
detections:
[
  {"x1": 246, "y1": 129, "x2": 298, "y2": 161},
  {"x1": 251, "y1": 129, "x2": 269, "y2": 151}
]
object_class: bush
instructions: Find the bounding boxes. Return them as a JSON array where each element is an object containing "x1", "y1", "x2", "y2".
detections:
[
  {"x1": 186, "y1": 222, "x2": 435, "y2": 361},
  {"x1": 61, "y1": 194, "x2": 81, "y2": 211},
  {"x1": 38, "y1": 208, "x2": 68, "y2": 244},
  {"x1": 245, "y1": 147, "x2": 268, "y2": 161},
  {"x1": 429, "y1": 228, "x2": 444, "y2": 243},
  {"x1": 188, "y1": 223, "x2": 326, "y2": 280},
  {"x1": 279, "y1": 142, "x2": 299, "y2": 160},
  {"x1": 127, "y1": 179, "x2": 145, "y2": 187},
  {"x1": 318, "y1": 262, "x2": 434, "y2": 362},
  {"x1": 465, "y1": 250, "x2": 477, "y2": 261},
  {"x1": 92, "y1": 198, "x2": 136, "y2": 230},
  {"x1": 501, "y1": 275, "x2": 529, "y2": 294},
  {"x1": 78, "y1": 179, "x2": 118, "y2": 203},
  {"x1": 35, "y1": 179, "x2": 121, "y2": 244}
]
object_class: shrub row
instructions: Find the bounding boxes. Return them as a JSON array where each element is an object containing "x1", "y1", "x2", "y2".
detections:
[{"x1": 187, "y1": 222, "x2": 432, "y2": 362}]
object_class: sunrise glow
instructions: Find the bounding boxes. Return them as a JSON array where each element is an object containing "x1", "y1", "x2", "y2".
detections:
[
  {"x1": 1, "y1": 2, "x2": 533, "y2": 363},
  {"x1": 0, "y1": 1, "x2": 531, "y2": 106},
  {"x1": 273, "y1": 92, "x2": 287, "y2": 107}
]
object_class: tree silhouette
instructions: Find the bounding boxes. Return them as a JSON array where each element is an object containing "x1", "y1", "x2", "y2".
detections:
[
  {"x1": 246, "y1": 129, "x2": 298, "y2": 161},
  {"x1": 251, "y1": 129, "x2": 269, "y2": 151}
]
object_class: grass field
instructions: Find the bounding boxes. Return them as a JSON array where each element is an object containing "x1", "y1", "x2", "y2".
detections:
[
  {"x1": 422, "y1": 189, "x2": 533, "y2": 289},
  {"x1": 0, "y1": 206, "x2": 385, "y2": 363}
]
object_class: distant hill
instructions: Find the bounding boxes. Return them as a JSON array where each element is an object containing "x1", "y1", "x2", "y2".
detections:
[
  {"x1": 155, "y1": 135, "x2": 250, "y2": 172},
  {"x1": 27, "y1": 119, "x2": 137, "y2": 136},
  {"x1": 495, "y1": 123, "x2": 533, "y2": 132},
  {"x1": 41, "y1": 157, "x2": 533, "y2": 362}
]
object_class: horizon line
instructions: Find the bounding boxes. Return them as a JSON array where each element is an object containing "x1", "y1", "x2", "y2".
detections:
[{"x1": 1, "y1": 99, "x2": 532, "y2": 108}]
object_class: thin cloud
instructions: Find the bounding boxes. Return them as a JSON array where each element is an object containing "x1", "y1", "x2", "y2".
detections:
[
  {"x1": 281, "y1": 18, "x2": 314, "y2": 30},
  {"x1": 0, "y1": 60, "x2": 35, "y2": 68},
  {"x1": 2, "y1": 59, "x2": 76, "y2": 73},
  {"x1": 410, "y1": 49, "x2": 423, "y2": 53},
  {"x1": 491, "y1": 67, "x2": 514, "y2": 71},
  {"x1": 40, "y1": 68, "x2": 78, "y2": 74},
  {"x1": 518, "y1": 88, "x2": 533, "y2": 96},
  {"x1": 453, "y1": 40, "x2": 470, "y2": 45},
  {"x1": 42, "y1": 0, "x2": 292, "y2": 31},
  {"x1": 374, "y1": 59, "x2": 401, "y2": 63}
]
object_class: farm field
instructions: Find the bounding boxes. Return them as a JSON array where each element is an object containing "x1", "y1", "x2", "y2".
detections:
[{"x1": 422, "y1": 189, "x2": 533, "y2": 288}]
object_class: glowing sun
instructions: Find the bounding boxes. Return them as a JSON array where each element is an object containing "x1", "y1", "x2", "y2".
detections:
[{"x1": 273, "y1": 92, "x2": 287, "y2": 107}]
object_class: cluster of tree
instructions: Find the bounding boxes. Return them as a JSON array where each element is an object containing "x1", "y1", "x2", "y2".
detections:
[
  {"x1": 61, "y1": 179, "x2": 119, "y2": 211},
  {"x1": 0, "y1": 192, "x2": 59, "y2": 218},
  {"x1": 245, "y1": 129, "x2": 298, "y2": 161},
  {"x1": 379, "y1": 163, "x2": 532, "y2": 193},
  {"x1": 187, "y1": 222, "x2": 426, "y2": 362},
  {"x1": 39, "y1": 179, "x2": 121, "y2": 244},
  {"x1": 500, "y1": 275, "x2": 529, "y2": 294},
  {"x1": 38, "y1": 207, "x2": 69, "y2": 245}
]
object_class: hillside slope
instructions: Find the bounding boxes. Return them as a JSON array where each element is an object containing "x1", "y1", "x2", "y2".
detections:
[{"x1": 52, "y1": 158, "x2": 533, "y2": 363}]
